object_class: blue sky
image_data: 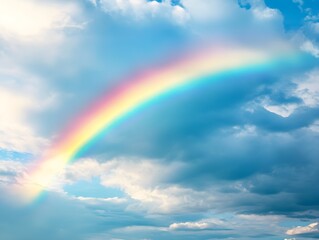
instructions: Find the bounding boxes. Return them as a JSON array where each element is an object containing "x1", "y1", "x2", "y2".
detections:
[{"x1": 0, "y1": 0, "x2": 319, "y2": 239}]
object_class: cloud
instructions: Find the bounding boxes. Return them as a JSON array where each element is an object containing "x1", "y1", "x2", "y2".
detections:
[
  {"x1": 250, "y1": 0, "x2": 281, "y2": 20},
  {"x1": 181, "y1": 0, "x2": 283, "y2": 42},
  {"x1": 62, "y1": 158, "x2": 215, "y2": 213},
  {"x1": 90, "y1": 0, "x2": 285, "y2": 46},
  {"x1": 0, "y1": 1, "x2": 90, "y2": 154},
  {"x1": 256, "y1": 65, "x2": 319, "y2": 118},
  {"x1": 0, "y1": 186, "x2": 109, "y2": 240},
  {"x1": 40, "y1": 116, "x2": 319, "y2": 217},
  {"x1": 169, "y1": 218, "x2": 225, "y2": 230},
  {"x1": 182, "y1": 0, "x2": 236, "y2": 22},
  {"x1": 0, "y1": 160, "x2": 25, "y2": 185},
  {"x1": 294, "y1": 68, "x2": 319, "y2": 107},
  {"x1": 308, "y1": 120, "x2": 319, "y2": 133},
  {"x1": 286, "y1": 222, "x2": 319, "y2": 237},
  {"x1": 0, "y1": 166, "x2": 152, "y2": 240},
  {"x1": 95, "y1": 0, "x2": 189, "y2": 24},
  {"x1": 301, "y1": 40, "x2": 319, "y2": 58},
  {"x1": 0, "y1": 0, "x2": 84, "y2": 40},
  {"x1": 0, "y1": 82, "x2": 49, "y2": 153},
  {"x1": 263, "y1": 104, "x2": 298, "y2": 118},
  {"x1": 75, "y1": 196, "x2": 127, "y2": 204},
  {"x1": 1, "y1": 0, "x2": 295, "y2": 158}
]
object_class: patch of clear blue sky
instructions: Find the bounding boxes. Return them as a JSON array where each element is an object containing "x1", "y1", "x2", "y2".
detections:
[
  {"x1": 264, "y1": 0, "x2": 319, "y2": 30},
  {"x1": 63, "y1": 177, "x2": 125, "y2": 198},
  {"x1": 0, "y1": 148, "x2": 33, "y2": 162}
]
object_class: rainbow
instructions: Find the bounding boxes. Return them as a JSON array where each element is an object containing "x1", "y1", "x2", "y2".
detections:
[{"x1": 22, "y1": 44, "x2": 301, "y2": 202}]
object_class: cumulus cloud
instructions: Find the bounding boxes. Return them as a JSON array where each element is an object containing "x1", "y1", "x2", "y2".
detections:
[
  {"x1": 95, "y1": 0, "x2": 189, "y2": 24},
  {"x1": 0, "y1": 82, "x2": 49, "y2": 153},
  {"x1": 182, "y1": 0, "x2": 236, "y2": 22},
  {"x1": 301, "y1": 40, "x2": 319, "y2": 58},
  {"x1": 0, "y1": 1, "x2": 91, "y2": 154},
  {"x1": 182, "y1": 0, "x2": 283, "y2": 41},
  {"x1": 90, "y1": 0, "x2": 285, "y2": 46},
  {"x1": 0, "y1": 1, "x2": 91, "y2": 155},
  {"x1": 63, "y1": 158, "x2": 215, "y2": 213},
  {"x1": 294, "y1": 68, "x2": 319, "y2": 107},
  {"x1": 250, "y1": 0, "x2": 282, "y2": 20},
  {"x1": 0, "y1": 0, "x2": 84, "y2": 40}
]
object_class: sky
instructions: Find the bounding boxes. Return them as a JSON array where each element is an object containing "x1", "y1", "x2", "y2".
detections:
[{"x1": 0, "y1": 0, "x2": 319, "y2": 239}]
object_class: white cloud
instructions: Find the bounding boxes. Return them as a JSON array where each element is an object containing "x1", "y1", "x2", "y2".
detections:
[
  {"x1": 263, "y1": 104, "x2": 298, "y2": 118},
  {"x1": 169, "y1": 218, "x2": 225, "y2": 230},
  {"x1": 286, "y1": 222, "x2": 319, "y2": 236},
  {"x1": 88, "y1": 0, "x2": 98, "y2": 7},
  {"x1": 259, "y1": 67, "x2": 319, "y2": 117},
  {"x1": 180, "y1": 0, "x2": 284, "y2": 45},
  {"x1": 126, "y1": 184, "x2": 215, "y2": 213},
  {"x1": 98, "y1": 158, "x2": 214, "y2": 213},
  {"x1": 0, "y1": 64, "x2": 66, "y2": 156},
  {"x1": 309, "y1": 22, "x2": 319, "y2": 34},
  {"x1": 251, "y1": 7, "x2": 277, "y2": 20},
  {"x1": 97, "y1": 0, "x2": 189, "y2": 24},
  {"x1": 307, "y1": 120, "x2": 319, "y2": 133},
  {"x1": 75, "y1": 196, "x2": 127, "y2": 204},
  {"x1": 182, "y1": 0, "x2": 236, "y2": 22},
  {"x1": 0, "y1": 160, "x2": 25, "y2": 184},
  {"x1": 168, "y1": 213, "x2": 289, "y2": 238},
  {"x1": 0, "y1": 82, "x2": 49, "y2": 153},
  {"x1": 183, "y1": 0, "x2": 281, "y2": 23},
  {"x1": 61, "y1": 157, "x2": 215, "y2": 213},
  {"x1": 294, "y1": 68, "x2": 319, "y2": 107},
  {"x1": 0, "y1": 0, "x2": 84, "y2": 40},
  {"x1": 113, "y1": 225, "x2": 168, "y2": 233},
  {"x1": 95, "y1": 0, "x2": 281, "y2": 28},
  {"x1": 237, "y1": 214, "x2": 282, "y2": 222},
  {"x1": 65, "y1": 158, "x2": 102, "y2": 183},
  {"x1": 233, "y1": 125, "x2": 257, "y2": 137},
  {"x1": 64, "y1": 157, "x2": 175, "y2": 186},
  {"x1": 257, "y1": 95, "x2": 298, "y2": 118},
  {"x1": 0, "y1": 1, "x2": 87, "y2": 154},
  {"x1": 0, "y1": 160, "x2": 32, "y2": 205},
  {"x1": 249, "y1": 0, "x2": 281, "y2": 21},
  {"x1": 301, "y1": 40, "x2": 319, "y2": 58}
]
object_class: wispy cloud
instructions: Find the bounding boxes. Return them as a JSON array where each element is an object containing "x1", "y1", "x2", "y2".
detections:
[{"x1": 286, "y1": 222, "x2": 319, "y2": 238}]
